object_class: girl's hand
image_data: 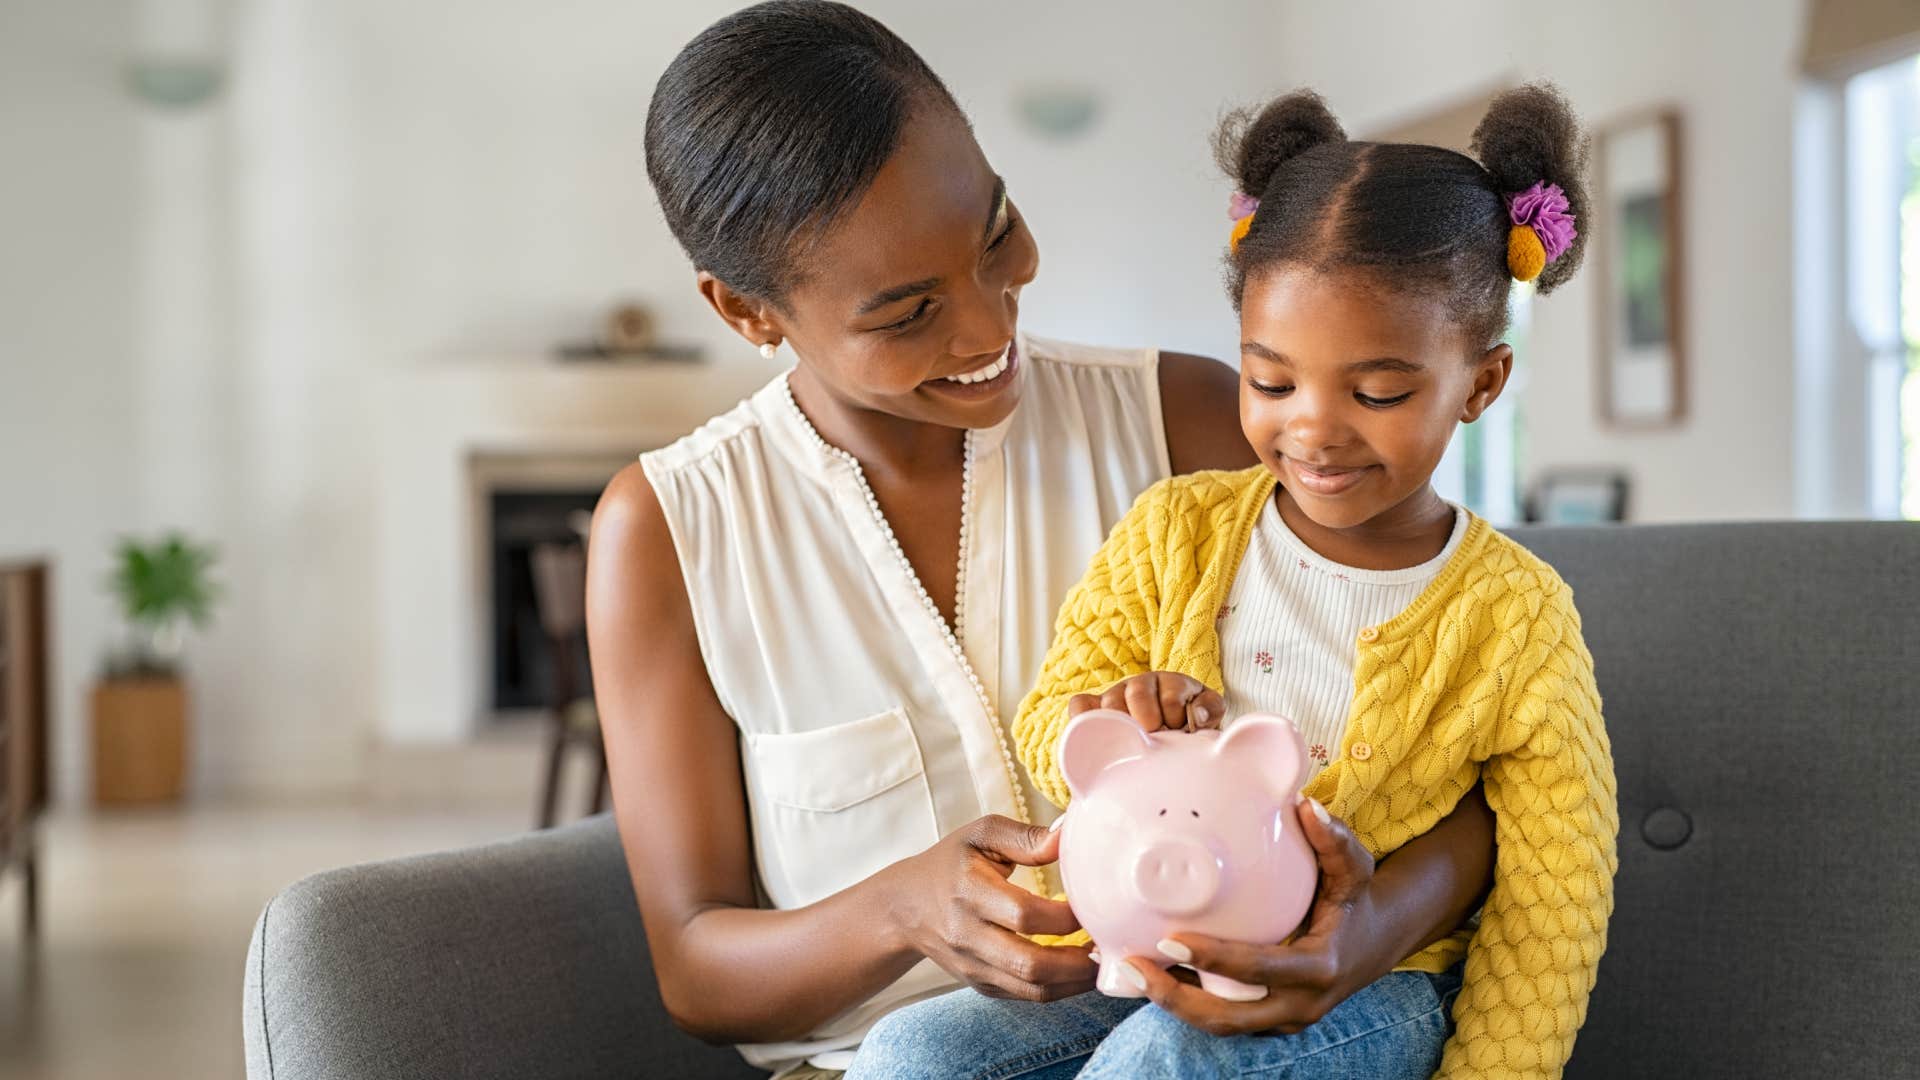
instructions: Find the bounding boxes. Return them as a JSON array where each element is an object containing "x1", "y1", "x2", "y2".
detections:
[
  {"x1": 1123, "y1": 796, "x2": 1400, "y2": 1036},
  {"x1": 880, "y1": 814, "x2": 1098, "y2": 1002},
  {"x1": 1069, "y1": 672, "x2": 1225, "y2": 732}
]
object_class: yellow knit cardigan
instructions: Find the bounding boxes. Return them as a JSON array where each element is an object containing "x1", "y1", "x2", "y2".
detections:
[{"x1": 1013, "y1": 467, "x2": 1617, "y2": 1079}]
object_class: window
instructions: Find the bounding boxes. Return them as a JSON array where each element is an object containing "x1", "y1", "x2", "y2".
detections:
[
  {"x1": 1847, "y1": 56, "x2": 1920, "y2": 519},
  {"x1": 1796, "y1": 51, "x2": 1920, "y2": 520}
]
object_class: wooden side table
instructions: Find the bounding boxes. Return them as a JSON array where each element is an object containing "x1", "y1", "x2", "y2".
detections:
[{"x1": 0, "y1": 560, "x2": 50, "y2": 939}]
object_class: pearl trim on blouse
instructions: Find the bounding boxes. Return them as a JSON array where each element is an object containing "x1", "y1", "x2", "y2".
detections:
[
  {"x1": 953, "y1": 429, "x2": 974, "y2": 649},
  {"x1": 781, "y1": 378, "x2": 1032, "y2": 827}
]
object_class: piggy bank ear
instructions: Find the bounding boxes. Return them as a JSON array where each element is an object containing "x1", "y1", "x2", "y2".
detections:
[
  {"x1": 1215, "y1": 714, "x2": 1307, "y2": 799},
  {"x1": 1058, "y1": 709, "x2": 1152, "y2": 799}
]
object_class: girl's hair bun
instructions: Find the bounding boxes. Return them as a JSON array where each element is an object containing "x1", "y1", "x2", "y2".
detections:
[
  {"x1": 1213, "y1": 90, "x2": 1346, "y2": 198},
  {"x1": 1470, "y1": 83, "x2": 1591, "y2": 292}
]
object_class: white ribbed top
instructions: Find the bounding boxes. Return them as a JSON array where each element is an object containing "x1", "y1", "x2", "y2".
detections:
[{"x1": 1217, "y1": 494, "x2": 1467, "y2": 778}]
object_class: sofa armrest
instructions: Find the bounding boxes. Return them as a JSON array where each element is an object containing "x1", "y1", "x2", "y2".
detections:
[{"x1": 242, "y1": 814, "x2": 762, "y2": 1080}]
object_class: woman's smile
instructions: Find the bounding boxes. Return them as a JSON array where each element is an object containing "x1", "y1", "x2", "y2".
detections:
[{"x1": 921, "y1": 340, "x2": 1019, "y2": 401}]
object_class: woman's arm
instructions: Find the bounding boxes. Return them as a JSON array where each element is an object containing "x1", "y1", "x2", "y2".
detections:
[
  {"x1": 587, "y1": 465, "x2": 1095, "y2": 1045},
  {"x1": 1159, "y1": 351, "x2": 1260, "y2": 475}
]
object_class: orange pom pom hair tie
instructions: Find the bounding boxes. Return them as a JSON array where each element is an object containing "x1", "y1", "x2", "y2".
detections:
[
  {"x1": 1227, "y1": 190, "x2": 1259, "y2": 254},
  {"x1": 1503, "y1": 181, "x2": 1576, "y2": 282}
]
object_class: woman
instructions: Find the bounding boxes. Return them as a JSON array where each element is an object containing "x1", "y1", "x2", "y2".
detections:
[{"x1": 586, "y1": 4, "x2": 1495, "y2": 1077}]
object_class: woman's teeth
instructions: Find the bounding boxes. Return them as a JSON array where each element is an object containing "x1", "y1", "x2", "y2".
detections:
[{"x1": 942, "y1": 348, "x2": 1010, "y2": 385}]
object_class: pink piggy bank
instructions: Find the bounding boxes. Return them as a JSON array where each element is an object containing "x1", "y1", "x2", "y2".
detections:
[{"x1": 1055, "y1": 709, "x2": 1317, "y2": 1001}]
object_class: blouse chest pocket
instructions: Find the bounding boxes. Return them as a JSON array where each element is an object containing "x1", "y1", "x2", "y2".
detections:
[{"x1": 743, "y1": 707, "x2": 941, "y2": 909}]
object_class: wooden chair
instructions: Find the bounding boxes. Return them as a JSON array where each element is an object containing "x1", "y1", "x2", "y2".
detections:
[
  {"x1": 0, "y1": 560, "x2": 49, "y2": 939},
  {"x1": 528, "y1": 541, "x2": 606, "y2": 829}
]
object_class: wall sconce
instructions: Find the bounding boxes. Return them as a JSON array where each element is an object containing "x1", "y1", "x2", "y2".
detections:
[
  {"x1": 125, "y1": 57, "x2": 225, "y2": 109},
  {"x1": 1013, "y1": 84, "x2": 1102, "y2": 142}
]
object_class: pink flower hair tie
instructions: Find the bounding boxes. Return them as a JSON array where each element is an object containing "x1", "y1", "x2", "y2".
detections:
[
  {"x1": 1503, "y1": 181, "x2": 1576, "y2": 282},
  {"x1": 1228, "y1": 191, "x2": 1259, "y2": 253}
]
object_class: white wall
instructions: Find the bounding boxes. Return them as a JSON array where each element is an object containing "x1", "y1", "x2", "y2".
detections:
[
  {"x1": 0, "y1": 0, "x2": 259, "y2": 807},
  {"x1": 0, "y1": 1, "x2": 142, "y2": 808},
  {"x1": 132, "y1": 0, "x2": 257, "y2": 800},
  {"x1": 1262, "y1": 0, "x2": 1808, "y2": 523},
  {"x1": 260, "y1": 0, "x2": 1274, "y2": 378}
]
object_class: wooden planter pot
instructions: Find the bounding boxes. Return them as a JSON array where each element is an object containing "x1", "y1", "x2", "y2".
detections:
[{"x1": 92, "y1": 677, "x2": 187, "y2": 804}]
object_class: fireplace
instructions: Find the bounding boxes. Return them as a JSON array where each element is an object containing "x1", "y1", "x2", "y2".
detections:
[
  {"x1": 486, "y1": 489, "x2": 598, "y2": 714},
  {"x1": 467, "y1": 451, "x2": 632, "y2": 724}
]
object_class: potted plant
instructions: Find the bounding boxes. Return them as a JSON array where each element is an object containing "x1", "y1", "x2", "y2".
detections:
[{"x1": 92, "y1": 533, "x2": 219, "y2": 804}]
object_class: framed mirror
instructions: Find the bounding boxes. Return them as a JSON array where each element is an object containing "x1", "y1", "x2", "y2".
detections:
[{"x1": 1596, "y1": 110, "x2": 1686, "y2": 427}]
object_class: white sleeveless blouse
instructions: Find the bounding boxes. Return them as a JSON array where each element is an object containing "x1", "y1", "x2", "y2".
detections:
[{"x1": 640, "y1": 334, "x2": 1169, "y2": 1072}]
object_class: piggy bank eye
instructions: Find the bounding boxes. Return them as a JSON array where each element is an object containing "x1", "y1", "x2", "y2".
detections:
[
  {"x1": 1157, "y1": 808, "x2": 1167, "y2": 816},
  {"x1": 1190, "y1": 810, "x2": 1200, "y2": 818}
]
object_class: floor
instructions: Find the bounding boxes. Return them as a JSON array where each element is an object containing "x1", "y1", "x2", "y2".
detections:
[{"x1": 0, "y1": 742, "x2": 595, "y2": 1079}]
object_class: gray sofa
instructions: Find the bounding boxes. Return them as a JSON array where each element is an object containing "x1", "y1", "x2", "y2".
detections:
[{"x1": 244, "y1": 522, "x2": 1920, "y2": 1078}]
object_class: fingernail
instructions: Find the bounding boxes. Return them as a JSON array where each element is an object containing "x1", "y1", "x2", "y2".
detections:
[
  {"x1": 1122, "y1": 962, "x2": 1148, "y2": 992},
  {"x1": 1089, "y1": 949, "x2": 1102, "y2": 964},
  {"x1": 1048, "y1": 815, "x2": 1065, "y2": 833},
  {"x1": 1156, "y1": 938, "x2": 1192, "y2": 963},
  {"x1": 1308, "y1": 797, "x2": 1331, "y2": 826}
]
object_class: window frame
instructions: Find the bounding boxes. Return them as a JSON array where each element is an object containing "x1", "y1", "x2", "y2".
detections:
[{"x1": 1795, "y1": 53, "x2": 1919, "y2": 520}]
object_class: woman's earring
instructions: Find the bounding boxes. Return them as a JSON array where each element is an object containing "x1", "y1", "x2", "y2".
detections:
[{"x1": 759, "y1": 341, "x2": 779, "y2": 360}]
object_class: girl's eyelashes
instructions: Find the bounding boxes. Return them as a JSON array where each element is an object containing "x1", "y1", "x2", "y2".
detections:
[
  {"x1": 1248, "y1": 378, "x2": 1415, "y2": 409},
  {"x1": 1356, "y1": 391, "x2": 1415, "y2": 408}
]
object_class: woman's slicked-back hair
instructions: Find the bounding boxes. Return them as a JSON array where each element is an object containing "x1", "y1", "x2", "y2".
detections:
[
  {"x1": 1216, "y1": 84, "x2": 1590, "y2": 348},
  {"x1": 645, "y1": 1, "x2": 960, "y2": 306}
]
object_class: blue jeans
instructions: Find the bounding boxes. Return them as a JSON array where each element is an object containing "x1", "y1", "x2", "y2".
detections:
[{"x1": 846, "y1": 967, "x2": 1462, "y2": 1079}]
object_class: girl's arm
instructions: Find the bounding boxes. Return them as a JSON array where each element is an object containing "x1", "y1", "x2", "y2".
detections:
[
  {"x1": 587, "y1": 465, "x2": 1095, "y2": 1044},
  {"x1": 1438, "y1": 592, "x2": 1617, "y2": 1078}
]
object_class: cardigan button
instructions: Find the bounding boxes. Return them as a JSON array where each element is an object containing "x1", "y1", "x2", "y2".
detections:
[
  {"x1": 1349, "y1": 741, "x2": 1374, "y2": 762},
  {"x1": 1358, "y1": 626, "x2": 1380, "y2": 643}
]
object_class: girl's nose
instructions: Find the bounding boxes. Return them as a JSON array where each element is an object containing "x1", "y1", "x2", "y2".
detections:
[{"x1": 1283, "y1": 390, "x2": 1353, "y2": 455}]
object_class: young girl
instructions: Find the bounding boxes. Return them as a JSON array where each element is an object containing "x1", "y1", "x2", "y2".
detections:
[{"x1": 851, "y1": 85, "x2": 1616, "y2": 1079}]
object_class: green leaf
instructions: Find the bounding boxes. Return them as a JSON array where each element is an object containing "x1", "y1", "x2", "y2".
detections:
[{"x1": 108, "y1": 531, "x2": 220, "y2": 629}]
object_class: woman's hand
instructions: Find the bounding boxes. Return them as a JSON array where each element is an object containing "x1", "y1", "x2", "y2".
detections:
[
  {"x1": 880, "y1": 814, "x2": 1098, "y2": 1002},
  {"x1": 1122, "y1": 796, "x2": 1404, "y2": 1036},
  {"x1": 1069, "y1": 672, "x2": 1225, "y2": 733}
]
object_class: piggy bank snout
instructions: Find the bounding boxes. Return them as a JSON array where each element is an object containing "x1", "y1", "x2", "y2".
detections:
[{"x1": 1130, "y1": 836, "x2": 1222, "y2": 916}]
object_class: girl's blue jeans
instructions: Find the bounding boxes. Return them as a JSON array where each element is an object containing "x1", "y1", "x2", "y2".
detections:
[{"x1": 843, "y1": 966, "x2": 1462, "y2": 1079}]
